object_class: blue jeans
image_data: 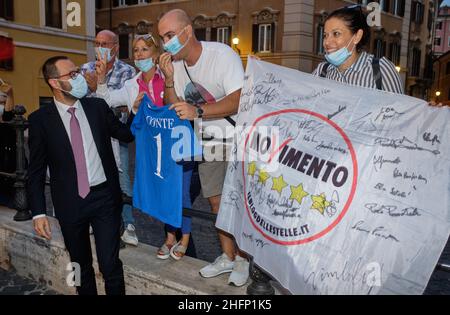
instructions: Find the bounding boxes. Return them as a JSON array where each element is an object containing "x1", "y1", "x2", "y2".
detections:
[
  {"x1": 166, "y1": 165, "x2": 193, "y2": 235},
  {"x1": 119, "y1": 142, "x2": 135, "y2": 226}
]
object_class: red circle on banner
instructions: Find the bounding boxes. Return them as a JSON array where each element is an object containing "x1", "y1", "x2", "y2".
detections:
[{"x1": 242, "y1": 109, "x2": 358, "y2": 245}]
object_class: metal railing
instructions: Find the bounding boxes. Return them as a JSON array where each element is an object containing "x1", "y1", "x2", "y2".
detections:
[{"x1": 0, "y1": 105, "x2": 32, "y2": 221}]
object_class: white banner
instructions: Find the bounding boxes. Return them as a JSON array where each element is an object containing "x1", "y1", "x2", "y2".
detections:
[{"x1": 216, "y1": 58, "x2": 450, "y2": 295}]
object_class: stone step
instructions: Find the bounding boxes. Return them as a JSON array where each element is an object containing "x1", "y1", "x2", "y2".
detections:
[{"x1": 0, "y1": 207, "x2": 247, "y2": 295}]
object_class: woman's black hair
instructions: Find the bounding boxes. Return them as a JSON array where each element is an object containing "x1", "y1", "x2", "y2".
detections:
[{"x1": 325, "y1": 5, "x2": 371, "y2": 52}]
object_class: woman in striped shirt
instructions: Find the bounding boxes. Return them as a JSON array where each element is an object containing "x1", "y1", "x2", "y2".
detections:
[{"x1": 312, "y1": 5, "x2": 404, "y2": 94}]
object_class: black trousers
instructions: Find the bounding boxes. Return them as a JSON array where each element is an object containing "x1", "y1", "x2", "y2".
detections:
[{"x1": 59, "y1": 185, "x2": 125, "y2": 295}]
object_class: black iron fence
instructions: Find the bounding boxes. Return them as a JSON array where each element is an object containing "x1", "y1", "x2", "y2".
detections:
[
  {"x1": 0, "y1": 105, "x2": 32, "y2": 221},
  {"x1": 0, "y1": 106, "x2": 449, "y2": 295}
]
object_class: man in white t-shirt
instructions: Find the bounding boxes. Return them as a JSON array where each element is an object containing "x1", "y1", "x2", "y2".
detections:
[{"x1": 158, "y1": 9, "x2": 249, "y2": 287}]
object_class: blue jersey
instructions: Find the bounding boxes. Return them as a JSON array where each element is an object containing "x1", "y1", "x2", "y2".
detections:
[{"x1": 131, "y1": 96, "x2": 202, "y2": 227}]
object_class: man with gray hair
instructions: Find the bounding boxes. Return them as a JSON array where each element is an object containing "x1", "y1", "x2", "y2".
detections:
[
  {"x1": 158, "y1": 9, "x2": 249, "y2": 287},
  {"x1": 82, "y1": 30, "x2": 138, "y2": 246}
]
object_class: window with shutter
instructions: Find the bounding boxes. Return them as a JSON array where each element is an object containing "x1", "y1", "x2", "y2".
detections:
[
  {"x1": 398, "y1": 0, "x2": 405, "y2": 16},
  {"x1": 252, "y1": 24, "x2": 258, "y2": 53},
  {"x1": 0, "y1": 0, "x2": 14, "y2": 21},
  {"x1": 211, "y1": 27, "x2": 217, "y2": 42},
  {"x1": 316, "y1": 24, "x2": 324, "y2": 55},
  {"x1": 411, "y1": 48, "x2": 421, "y2": 77},
  {"x1": 0, "y1": 36, "x2": 13, "y2": 71},
  {"x1": 194, "y1": 28, "x2": 206, "y2": 41},
  {"x1": 411, "y1": 1, "x2": 417, "y2": 22},
  {"x1": 45, "y1": 0, "x2": 63, "y2": 29},
  {"x1": 258, "y1": 24, "x2": 272, "y2": 53},
  {"x1": 119, "y1": 34, "x2": 130, "y2": 60},
  {"x1": 216, "y1": 27, "x2": 231, "y2": 46}
]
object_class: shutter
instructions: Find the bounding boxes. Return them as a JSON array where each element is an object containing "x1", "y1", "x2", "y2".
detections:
[
  {"x1": 399, "y1": 0, "x2": 405, "y2": 17},
  {"x1": 252, "y1": 24, "x2": 258, "y2": 53},
  {"x1": 0, "y1": 36, "x2": 14, "y2": 60},
  {"x1": 389, "y1": 42, "x2": 393, "y2": 61},
  {"x1": 194, "y1": 28, "x2": 206, "y2": 41},
  {"x1": 271, "y1": 23, "x2": 275, "y2": 52},
  {"x1": 211, "y1": 27, "x2": 217, "y2": 42},
  {"x1": 4, "y1": 0, "x2": 14, "y2": 20},
  {"x1": 419, "y1": 3, "x2": 425, "y2": 24},
  {"x1": 228, "y1": 26, "x2": 232, "y2": 46},
  {"x1": 410, "y1": 1, "x2": 416, "y2": 21},
  {"x1": 384, "y1": 0, "x2": 390, "y2": 12},
  {"x1": 119, "y1": 34, "x2": 129, "y2": 59}
]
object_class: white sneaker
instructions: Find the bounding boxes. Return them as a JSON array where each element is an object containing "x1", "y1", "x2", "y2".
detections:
[
  {"x1": 228, "y1": 255, "x2": 250, "y2": 287},
  {"x1": 121, "y1": 224, "x2": 138, "y2": 246},
  {"x1": 199, "y1": 253, "x2": 234, "y2": 278}
]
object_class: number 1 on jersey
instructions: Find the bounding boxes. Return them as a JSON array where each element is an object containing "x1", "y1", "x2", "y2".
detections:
[{"x1": 154, "y1": 133, "x2": 164, "y2": 179}]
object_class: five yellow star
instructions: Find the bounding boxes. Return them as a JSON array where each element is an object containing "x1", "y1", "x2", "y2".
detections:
[
  {"x1": 271, "y1": 175, "x2": 288, "y2": 195},
  {"x1": 311, "y1": 193, "x2": 331, "y2": 215},
  {"x1": 248, "y1": 161, "x2": 257, "y2": 178},
  {"x1": 258, "y1": 169, "x2": 270, "y2": 185},
  {"x1": 289, "y1": 184, "x2": 309, "y2": 205}
]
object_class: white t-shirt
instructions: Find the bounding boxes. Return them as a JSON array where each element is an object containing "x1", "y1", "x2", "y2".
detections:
[{"x1": 173, "y1": 41, "x2": 244, "y2": 140}]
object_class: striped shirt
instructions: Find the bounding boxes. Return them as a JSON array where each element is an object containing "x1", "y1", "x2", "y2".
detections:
[{"x1": 312, "y1": 51, "x2": 404, "y2": 94}]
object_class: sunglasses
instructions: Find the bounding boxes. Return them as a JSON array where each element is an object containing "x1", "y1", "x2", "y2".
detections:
[{"x1": 135, "y1": 33, "x2": 158, "y2": 47}]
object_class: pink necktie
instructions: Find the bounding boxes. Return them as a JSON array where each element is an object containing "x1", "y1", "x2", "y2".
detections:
[{"x1": 67, "y1": 107, "x2": 90, "y2": 199}]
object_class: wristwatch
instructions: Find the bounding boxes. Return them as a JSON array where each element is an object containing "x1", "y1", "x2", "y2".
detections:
[{"x1": 195, "y1": 104, "x2": 204, "y2": 119}]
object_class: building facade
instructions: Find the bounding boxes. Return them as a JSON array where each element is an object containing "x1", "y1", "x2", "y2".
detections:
[
  {"x1": 433, "y1": 4, "x2": 450, "y2": 56},
  {"x1": 406, "y1": 0, "x2": 435, "y2": 98},
  {"x1": 431, "y1": 49, "x2": 450, "y2": 104},
  {"x1": 99, "y1": 0, "x2": 433, "y2": 99},
  {"x1": 0, "y1": 0, "x2": 95, "y2": 114}
]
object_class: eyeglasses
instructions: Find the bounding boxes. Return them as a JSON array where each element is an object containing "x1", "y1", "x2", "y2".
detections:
[
  {"x1": 135, "y1": 33, "x2": 158, "y2": 47},
  {"x1": 94, "y1": 41, "x2": 117, "y2": 48},
  {"x1": 51, "y1": 68, "x2": 83, "y2": 80}
]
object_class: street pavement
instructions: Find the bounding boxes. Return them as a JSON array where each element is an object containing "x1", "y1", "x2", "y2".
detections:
[{"x1": 0, "y1": 268, "x2": 58, "y2": 295}]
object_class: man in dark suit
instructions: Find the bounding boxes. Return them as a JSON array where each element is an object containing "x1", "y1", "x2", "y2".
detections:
[{"x1": 28, "y1": 56, "x2": 134, "y2": 295}]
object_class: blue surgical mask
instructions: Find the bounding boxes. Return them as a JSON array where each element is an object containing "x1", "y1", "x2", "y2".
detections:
[
  {"x1": 135, "y1": 58, "x2": 155, "y2": 73},
  {"x1": 59, "y1": 74, "x2": 88, "y2": 99},
  {"x1": 163, "y1": 28, "x2": 189, "y2": 56},
  {"x1": 325, "y1": 36, "x2": 355, "y2": 67},
  {"x1": 96, "y1": 47, "x2": 114, "y2": 63}
]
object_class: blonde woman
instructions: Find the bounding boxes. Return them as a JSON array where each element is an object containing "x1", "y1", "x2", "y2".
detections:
[{"x1": 96, "y1": 33, "x2": 165, "y2": 111}]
